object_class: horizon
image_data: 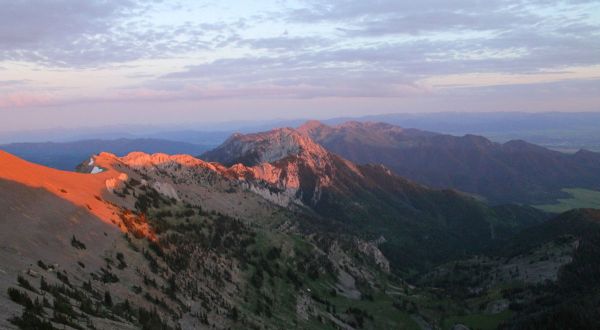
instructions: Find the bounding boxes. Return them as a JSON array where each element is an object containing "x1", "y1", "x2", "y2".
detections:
[
  {"x1": 1, "y1": 0, "x2": 599, "y2": 131},
  {"x1": 1, "y1": 111, "x2": 600, "y2": 144},
  {"x1": 3, "y1": 110, "x2": 597, "y2": 133}
]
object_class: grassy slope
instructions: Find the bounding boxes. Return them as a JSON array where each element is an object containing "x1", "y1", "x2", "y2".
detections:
[
  {"x1": 443, "y1": 310, "x2": 513, "y2": 330},
  {"x1": 534, "y1": 188, "x2": 600, "y2": 213}
]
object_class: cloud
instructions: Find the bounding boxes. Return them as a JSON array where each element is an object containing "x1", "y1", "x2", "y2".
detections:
[
  {"x1": 147, "y1": 0, "x2": 599, "y2": 101},
  {"x1": 336, "y1": 10, "x2": 532, "y2": 36},
  {"x1": 2, "y1": 75, "x2": 597, "y2": 117},
  {"x1": 0, "y1": 0, "x2": 598, "y2": 120},
  {"x1": 0, "y1": 0, "x2": 235, "y2": 67},
  {"x1": 282, "y1": 0, "x2": 600, "y2": 74},
  {"x1": 2, "y1": 0, "x2": 598, "y2": 75},
  {"x1": 0, "y1": 1, "x2": 137, "y2": 46},
  {"x1": 287, "y1": 0, "x2": 599, "y2": 24},
  {"x1": 0, "y1": 80, "x2": 29, "y2": 88},
  {"x1": 427, "y1": 78, "x2": 600, "y2": 112},
  {"x1": 236, "y1": 36, "x2": 330, "y2": 51},
  {"x1": 0, "y1": 91, "x2": 57, "y2": 108},
  {"x1": 155, "y1": 51, "x2": 423, "y2": 99},
  {"x1": 289, "y1": 1, "x2": 537, "y2": 35},
  {"x1": 0, "y1": 0, "x2": 141, "y2": 66}
]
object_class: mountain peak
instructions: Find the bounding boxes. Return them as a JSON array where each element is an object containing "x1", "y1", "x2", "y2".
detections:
[
  {"x1": 118, "y1": 152, "x2": 206, "y2": 168},
  {"x1": 297, "y1": 120, "x2": 335, "y2": 141},
  {"x1": 336, "y1": 121, "x2": 404, "y2": 132},
  {"x1": 201, "y1": 127, "x2": 363, "y2": 205},
  {"x1": 298, "y1": 120, "x2": 327, "y2": 132},
  {"x1": 202, "y1": 126, "x2": 329, "y2": 167}
]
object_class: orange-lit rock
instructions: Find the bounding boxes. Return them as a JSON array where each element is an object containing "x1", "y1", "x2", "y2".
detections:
[{"x1": 0, "y1": 150, "x2": 155, "y2": 240}]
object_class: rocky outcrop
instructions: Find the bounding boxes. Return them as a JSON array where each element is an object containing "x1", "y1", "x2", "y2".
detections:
[{"x1": 355, "y1": 237, "x2": 390, "y2": 273}]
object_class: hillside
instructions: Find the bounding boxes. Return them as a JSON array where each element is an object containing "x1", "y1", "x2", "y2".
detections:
[
  {"x1": 1, "y1": 150, "x2": 420, "y2": 329},
  {"x1": 503, "y1": 209, "x2": 600, "y2": 329},
  {"x1": 296, "y1": 121, "x2": 600, "y2": 205},
  {"x1": 0, "y1": 136, "x2": 592, "y2": 329},
  {"x1": 418, "y1": 209, "x2": 600, "y2": 329},
  {"x1": 201, "y1": 127, "x2": 548, "y2": 272}
]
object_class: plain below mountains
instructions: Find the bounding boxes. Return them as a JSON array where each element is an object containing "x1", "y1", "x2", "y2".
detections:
[{"x1": 292, "y1": 120, "x2": 600, "y2": 205}]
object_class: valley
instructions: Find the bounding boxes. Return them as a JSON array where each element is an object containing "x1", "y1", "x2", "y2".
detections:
[
  {"x1": 3, "y1": 2, "x2": 598, "y2": 328},
  {"x1": 534, "y1": 188, "x2": 600, "y2": 213},
  {"x1": 1, "y1": 122, "x2": 600, "y2": 329}
]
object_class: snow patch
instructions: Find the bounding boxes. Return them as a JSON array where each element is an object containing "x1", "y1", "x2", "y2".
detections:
[
  {"x1": 88, "y1": 158, "x2": 94, "y2": 166},
  {"x1": 90, "y1": 166, "x2": 103, "y2": 174}
]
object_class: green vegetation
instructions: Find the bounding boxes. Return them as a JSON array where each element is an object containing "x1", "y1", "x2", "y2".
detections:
[
  {"x1": 7, "y1": 267, "x2": 174, "y2": 330},
  {"x1": 8, "y1": 174, "x2": 599, "y2": 329},
  {"x1": 70, "y1": 235, "x2": 86, "y2": 250},
  {"x1": 534, "y1": 188, "x2": 600, "y2": 213},
  {"x1": 134, "y1": 188, "x2": 423, "y2": 329},
  {"x1": 443, "y1": 310, "x2": 512, "y2": 330}
]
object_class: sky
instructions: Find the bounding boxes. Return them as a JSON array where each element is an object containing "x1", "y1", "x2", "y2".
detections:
[{"x1": 0, "y1": 0, "x2": 599, "y2": 131}]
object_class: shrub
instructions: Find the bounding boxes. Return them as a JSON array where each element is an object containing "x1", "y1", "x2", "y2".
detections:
[
  {"x1": 104, "y1": 291, "x2": 113, "y2": 307},
  {"x1": 18, "y1": 275, "x2": 37, "y2": 293},
  {"x1": 9, "y1": 310, "x2": 55, "y2": 330},
  {"x1": 37, "y1": 260, "x2": 48, "y2": 270},
  {"x1": 70, "y1": 235, "x2": 86, "y2": 250},
  {"x1": 116, "y1": 252, "x2": 127, "y2": 269},
  {"x1": 7, "y1": 287, "x2": 33, "y2": 308}
]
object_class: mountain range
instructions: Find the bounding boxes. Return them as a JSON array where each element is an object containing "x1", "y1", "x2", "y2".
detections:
[
  {"x1": 0, "y1": 138, "x2": 213, "y2": 170},
  {"x1": 4, "y1": 112, "x2": 600, "y2": 150},
  {"x1": 201, "y1": 126, "x2": 550, "y2": 270},
  {"x1": 1, "y1": 120, "x2": 600, "y2": 329},
  {"x1": 292, "y1": 121, "x2": 600, "y2": 205}
]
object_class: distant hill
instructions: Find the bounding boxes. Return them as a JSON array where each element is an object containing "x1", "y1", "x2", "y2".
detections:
[
  {"x1": 297, "y1": 121, "x2": 600, "y2": 205},
  {"x1": 326, "y1": 112, "x2": 600, "y2": 151},
  {"x1": 0, "y1": 138, "x2": 213, "y2": 170}
]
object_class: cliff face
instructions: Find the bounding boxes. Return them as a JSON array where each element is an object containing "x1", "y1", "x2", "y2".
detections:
[{"x1": 202, "y1": 127, "x2": 330, "y2": 166}]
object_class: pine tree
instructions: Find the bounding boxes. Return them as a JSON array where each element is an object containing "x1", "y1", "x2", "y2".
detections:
[{"x1": 104, "y1": 291, "x2": 113, "y2": 307}]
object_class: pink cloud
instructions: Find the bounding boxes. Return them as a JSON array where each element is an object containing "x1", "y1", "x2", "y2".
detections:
[{"x1": 0, "y1": 92, "x2": 57, "y2": 108}]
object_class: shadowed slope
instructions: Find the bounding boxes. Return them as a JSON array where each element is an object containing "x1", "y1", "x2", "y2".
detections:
[
  {"x1": 0, "y1": 179, "x2": 130, "y2": 329},
  {"x1": 298, "y1": 121, "x2": 600, "y2": 204}
]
